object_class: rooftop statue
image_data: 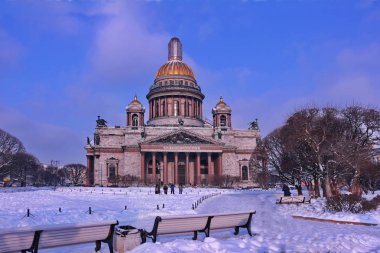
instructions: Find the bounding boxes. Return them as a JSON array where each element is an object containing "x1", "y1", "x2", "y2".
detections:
[
  {"x1": 96, "y1": 116, "x2": 107, "y2": 128},
  {"x1": 249, "y1": 118, "x2": 259, "y2": 130}
]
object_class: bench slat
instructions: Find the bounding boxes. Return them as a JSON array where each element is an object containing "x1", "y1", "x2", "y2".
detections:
[
  {"x1": 157, "y1": 217, "x2": 209, "y2": 235},
  {"x1": 39, "y1": 226, "x2": 110, "y2": 248},
  {"x1": 210, "y1": 214, "x2": 249, "y2": 229},
  {"x1": 0, "y1": 232, "x2": 35, "y2": 252}
]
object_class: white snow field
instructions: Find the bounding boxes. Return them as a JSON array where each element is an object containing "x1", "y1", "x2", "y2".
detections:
[{"x1": 0, "y1": 187, "x2": 379, "y2": 253}]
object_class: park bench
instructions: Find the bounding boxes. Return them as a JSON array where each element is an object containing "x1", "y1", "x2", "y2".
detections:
[
  {"x1": 208, "y1": 211, "x2": 255, "y2": 237},
  {"x1": 0, "y1": 220, "x2": 118, "y2": 253},
  {"x1": 0, "y1": 227, "x2": 36, "y2": 253},
  {"x1": 144, "y1": 211, "x2": 256, "y2": 243},
  {"x1": 276, "y1": 196, "x2": 311, "y2": 204}
]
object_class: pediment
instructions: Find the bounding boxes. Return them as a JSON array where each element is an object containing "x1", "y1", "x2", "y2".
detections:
[{"x1": 143, "y1": 130, "x2": 219, "y2": 145}]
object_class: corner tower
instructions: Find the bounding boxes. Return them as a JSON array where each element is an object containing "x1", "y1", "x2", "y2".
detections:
[
  {"x1": 126, "y1": 95, "x2": 145, "y2": 129},
  {"x1": 212, "y1": 96, "x2": 232, "y2": 130},
  {"x1": 146, "y1": 37, "x2": 205, "y2": 127}
]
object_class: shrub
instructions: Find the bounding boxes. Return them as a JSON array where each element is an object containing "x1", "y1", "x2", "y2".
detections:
[
  {"x1": 362, "y1": 195, "x2": 380, "y2": 212},
  {"x1": 325, "y1": 194, "x2": 380, "y2": 213},
  {"x1": 325, "y1": 194, "x2": 363, "y2": 213}
]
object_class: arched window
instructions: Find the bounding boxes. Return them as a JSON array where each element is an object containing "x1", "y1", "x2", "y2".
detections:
[
  {"x1": 220, "y1": 115, "x2": 226, "y2": 126},
  {"x1": 242, "y1": 166, "x2": 248, "y2": 180},
  {"x1": 132, "y1": 114, "x2": 138, "y2": 127},
  {"x1": 109, "y1": 164, "x2": 116, "y2": 178},
  {"x1": 174, "y1": 101, "x2": 179, "y2": 117}
]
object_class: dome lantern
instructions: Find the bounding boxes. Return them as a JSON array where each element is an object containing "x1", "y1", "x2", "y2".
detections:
[{"x1": 168, "y1": 37, "x2": 182, "y2": 61}]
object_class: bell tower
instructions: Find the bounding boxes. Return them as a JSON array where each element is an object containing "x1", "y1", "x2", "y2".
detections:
[
  {"x1": 126, "y1": 95, "x2": 145, "y2": 129},
  {"x1": 212, "y1": 96, "x2": 232, "y2": 129}
]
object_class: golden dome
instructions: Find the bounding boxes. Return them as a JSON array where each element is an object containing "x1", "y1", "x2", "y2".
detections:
[
  {"x1": 156, "y1": 60, "x2": 195, "y2": 79},
  {"x1": 214, "y1": 96, "x2": 231, "y2": 112},
  {"x1": 130, "y1": 95, "x2": 142, "y2": 105}
]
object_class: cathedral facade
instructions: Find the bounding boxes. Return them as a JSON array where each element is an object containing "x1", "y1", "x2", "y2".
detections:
[{"x1": 86, "y1": 38, "x2": 260, "y2": 186}]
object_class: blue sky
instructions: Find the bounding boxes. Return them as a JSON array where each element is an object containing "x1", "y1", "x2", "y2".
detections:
[{"x1": 1, "y1": 0, "x2": 380, "y2": 165}]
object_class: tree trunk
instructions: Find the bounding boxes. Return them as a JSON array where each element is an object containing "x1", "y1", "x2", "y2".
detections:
[
  {"x1": 330, "y1": 179, "x2": 340, "y2": 196},
  {"x1": 350, "y1": 170, "x2": 363, "y2": 197},
  {"x1": 313, "y1": 176, "x2": 321, "y2": 198},
  {"x1": 323, "y1": 174, "x2": 333, "y2": 198}
]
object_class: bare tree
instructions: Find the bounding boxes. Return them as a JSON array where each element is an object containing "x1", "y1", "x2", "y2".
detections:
[
  {"x1": 258, "y1": 105, "x2": 380, "y2": 199},
  {"x1": 329, "y1": 106, "x2": 380, "y2": 196},
  {"x1": 1, "y1": 152, "x2": 41, "y2": 186},
  {"x1": 0, "y1": 129, "x2": 25, "y2": 174},
  {"x1": 62, "y1": 164, "x2": 87, "y2": 185}
]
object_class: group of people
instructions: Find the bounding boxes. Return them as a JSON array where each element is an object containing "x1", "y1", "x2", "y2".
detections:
[{"x1": 155, "y1": 183, "x2": 184, "y2": 195}]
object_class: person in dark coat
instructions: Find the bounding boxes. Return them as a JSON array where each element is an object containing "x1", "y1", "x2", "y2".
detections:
[
  {"x1": 282, "y1": 184, "x2": 291, "y2": 196},
  {"x1": 179, "y1": 184, "x2": 183, "y2": 194},
  {"x1": 155, "y1": 184, "x2": 160, "y2": 194},
  {"x1": 163, "y1": 184, "x2": 168, "y2": 194},
  {"x1": 170, "y1": 183, "x2": 175, "y2": 194},
  {"x1": 295, "y1": 184, "x2": 303, "y2": 196}
]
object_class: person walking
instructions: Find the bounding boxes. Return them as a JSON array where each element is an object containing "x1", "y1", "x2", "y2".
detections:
[
  {"x1": 163, "y1": 184, "x2": 168, "y2": 194},
  {"x1": 170, "y1": 183, "x2": 175, "y2": 194},
  {"x1": 282, "y1": 184, "x2": 291, "y2": 196},
  {"x1": 155, "y1": 184, "x2": 160, "y2": 194},
  {"x1": 179, "y1": 184, "x2": 183, "y2": 194},
  {"x1": 295, "y1": 184, "x2": 303, "y2": 196}
]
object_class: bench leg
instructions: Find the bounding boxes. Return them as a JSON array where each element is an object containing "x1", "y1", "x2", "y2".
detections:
[
  {"x1": 234, "y1": 226, "x2": 240, "y2": 235},
  {"x1": 107, "y1": 240, "x2": 113, "y2": 253},
  {"x1": 246, "y1": 225, "x2": 252, "y2": 236},
  {"x1": 95, "y1": 240, "x2": 101, "y2": 252},
  {"x1": 205, "y1": 228, "x2": 210, "y2": 238},
  {"x1": 141, "y1": 231, "x2": 147, "y2": 244},
  {"x1": 192, "y1": 231, "x2": 198, "y2": 240},
  {"x1": 152, "y1": 235, "x2": 157, "y2": 243}
]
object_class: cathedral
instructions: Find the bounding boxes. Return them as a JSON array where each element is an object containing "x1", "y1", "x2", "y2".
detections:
[{"x1": 86, "y1": 38, "x2": 260, "y2": 186}]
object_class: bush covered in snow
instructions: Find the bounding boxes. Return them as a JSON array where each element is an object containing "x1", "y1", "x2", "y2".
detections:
[{"x1": 325, "y1": 194, "x2": 380, "y2": 213}]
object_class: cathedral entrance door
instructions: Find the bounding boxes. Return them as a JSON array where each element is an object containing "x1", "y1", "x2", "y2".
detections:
[{"x1": 178, "y1": 162, "x2": 186, "y2": 185}]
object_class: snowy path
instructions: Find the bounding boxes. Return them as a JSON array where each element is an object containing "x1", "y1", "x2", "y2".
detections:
[{"x1": 195, "y1": 191, "x2": 380, "y2": 253}]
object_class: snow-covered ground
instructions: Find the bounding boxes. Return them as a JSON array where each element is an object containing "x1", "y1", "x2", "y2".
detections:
[{"x1": 0, "y1": 187, "x2": 379, "y2": 252}]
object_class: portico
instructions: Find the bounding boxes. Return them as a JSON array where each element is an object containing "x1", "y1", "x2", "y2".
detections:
[{"x1": 139, "y1": 130, "x2": 223, "y2": 185}]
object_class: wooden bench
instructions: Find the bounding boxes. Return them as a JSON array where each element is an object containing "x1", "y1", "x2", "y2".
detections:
[
  {"x1": 144, "y1": 214, "x2": 211, "y2": 242},
  {"x1": 276, "y1": 196, "x2": 311, "y2": 204},
  {"x1": 144, "y1": 211, "x2": 255, "y2": 243},
  {"x1": 209, "y1": 211, "x2": 255, "y2": 237},
  {"x1": 0, "y1": 227, "x2": 36, "y2": 253},
  {"x1": 0, "y1": 220, "x2": 118, "y2": 253}
]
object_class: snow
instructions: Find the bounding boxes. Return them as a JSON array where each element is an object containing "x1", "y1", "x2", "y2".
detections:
[{"x1": 0, "y1": 187, "x2": 379, "y2": 253}]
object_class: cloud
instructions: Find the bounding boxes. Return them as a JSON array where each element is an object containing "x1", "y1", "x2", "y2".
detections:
[
  {"x1": 83, "y1": 1, "x2": 169, "y2": 86},
  {"x1": 0, "y1": 104, "x2": 85, "y2": 165},
  {"x1": 198, "y1": 43, "x2": 380, "y2": 137},
  {"x1": 317, "y1": 43, "x2": 380, "y2": 106}
]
